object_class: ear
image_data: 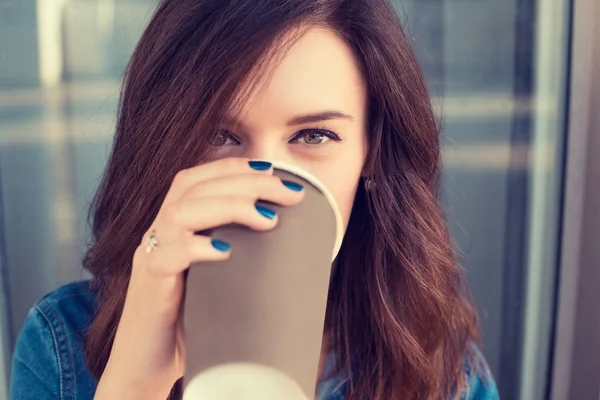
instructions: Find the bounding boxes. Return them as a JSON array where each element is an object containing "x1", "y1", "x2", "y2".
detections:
[
  {"x1": 360, "y1": 159, "x2": 373, "y2": 178},
  {"x1": 358, "y1": 132, "x2": 373, "y2": 178}
]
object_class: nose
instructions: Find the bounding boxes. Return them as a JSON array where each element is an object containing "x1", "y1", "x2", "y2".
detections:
[{"x1": 243, "y1": 141, "x2": 286, "y2": 164}]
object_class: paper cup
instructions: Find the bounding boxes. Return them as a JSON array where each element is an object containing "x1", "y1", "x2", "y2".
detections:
[{"x1": 183, "y1": 162, "x2": 342, "y2": 399}]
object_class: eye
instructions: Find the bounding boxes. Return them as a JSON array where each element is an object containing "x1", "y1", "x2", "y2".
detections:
[
  {"x1": 210, "y1": 130, "x2": 240, "y2": 146},
  {"x1": 290, "y1": 129, "x2": 341, "y2": 145}
]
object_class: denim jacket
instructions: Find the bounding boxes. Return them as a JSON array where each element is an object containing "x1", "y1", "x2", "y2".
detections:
[{"x1": 9, "y1": 281, "x2": 499, "y2": 400}]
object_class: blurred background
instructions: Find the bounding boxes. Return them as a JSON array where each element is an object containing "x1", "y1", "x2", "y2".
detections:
[{"x1": 0, "y1": 0, "x2": 598, "y2": 399}]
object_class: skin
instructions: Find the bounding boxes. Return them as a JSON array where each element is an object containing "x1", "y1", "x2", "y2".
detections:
[
  {"x1": 212, "y1": 27, "x2": 368, "y2": 229},
  {"x1": 94, "y1": 27, "x2": 368, "y2": 400}
]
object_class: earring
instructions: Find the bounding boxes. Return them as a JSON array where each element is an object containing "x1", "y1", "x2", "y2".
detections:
[{"x1": 365, "y1": 178, "x2": 377, "y2": 192}]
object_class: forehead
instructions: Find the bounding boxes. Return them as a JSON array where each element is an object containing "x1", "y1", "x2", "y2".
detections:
[{"x1": 229, "y1": 27, "x2": 367, "y2": 122}]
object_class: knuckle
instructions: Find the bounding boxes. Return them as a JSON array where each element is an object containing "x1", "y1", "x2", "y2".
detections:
[
  {"x1": 234, "y1": 196, "x2": 253, "y2": 211},
  {"x1": 223, "y1": 196, "x2": 277, "y2": 230},
  {"x1": 225, "y1": 197, "x2": 246, "y2": 223},
  {"x1": 267, "y1": 175, "x2": 284, "y2": 189},
  {"x1": 223, "y1": 196, "x2": 251, "y2": 223},
  {"x1": 243, "y1": 176, "x2": 265, "y2": 198},
  {"x1": 189, "y1": 182, "x2": 207, "y2": 197},
  {"x1": 221, "y1": 194, "x2": 239, "y2": 207},
  {"x1": 172, "y1": 168, "x2": 190, "y2": 188},
  {"x1": 222, "y1": 157, "x2": 246, "y2": 173},
  {"x1": 163, "y1": 203, "x2": 183, "y2": 226},
  {"x1": 251, "y1": 174, "x2": 278, "y2": 194}
]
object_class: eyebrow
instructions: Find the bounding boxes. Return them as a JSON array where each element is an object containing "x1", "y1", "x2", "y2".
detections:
[
  {"x1": 221, "y1": 110, "x2": 353, "y2": 129},
  {"x1": 286, "y1": 111, "x2": 353, "y2": 126}
]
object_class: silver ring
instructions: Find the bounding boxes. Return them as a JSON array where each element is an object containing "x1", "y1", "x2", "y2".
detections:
[{"x1": 145, "y1": 229, "x2": 159, "y2": 253}]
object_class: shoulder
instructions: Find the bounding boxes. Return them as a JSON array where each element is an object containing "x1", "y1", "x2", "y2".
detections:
[
  {"x1": 27, "y1": 279, "x2": 97, "y2": 346},
  {"x1": 461, "y1": 346, "x2": 499, "y2": 400},
  {"x1": 35, "y1": 280, "x2": 97, "y2": 328},
  {"x1": 10, "y1": 280, "x2": 98, "y2": 400},
  {"x1": 14, "y1": 279, "x2": 97, "y2": 360}
]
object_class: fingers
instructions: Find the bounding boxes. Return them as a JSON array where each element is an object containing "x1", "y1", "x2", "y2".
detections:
[
  {"x1": 160, "y1": 195, "x2": 281, "y2": 236},
  {"x1": 182, "y1": 174, "x2": 305, "y2": 207},
  {"x1": 164, "y1": 158, "x2": 273, "y2": 203},
  {"x1": 137, "y1": 157, "x2": 306, "y2": 277},
  {"x1": 143, "y1": 234, "x2": 231, "y2": 276}
]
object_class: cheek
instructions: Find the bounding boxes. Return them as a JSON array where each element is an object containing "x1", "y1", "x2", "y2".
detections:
[
  {"x1": 318, "y1": 172, "x2": 361, "y2": 231},
  {"x1": 309, "y1": 140, "x2": 368, "y2": 231}
]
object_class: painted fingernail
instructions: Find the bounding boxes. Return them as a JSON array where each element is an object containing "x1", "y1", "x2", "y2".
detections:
[
  {"x1": 248, "y1": 160, "x2": 272, "y2": 171},
  {"x1": 211, "y1": 238, "x2": 231, "y2": 252},
  {"x1": 281, "y1": 180, "x2": 303, "y2": 191},
  {"x1": 255, "y1": 204, "x2": 277, "y2": 219}
]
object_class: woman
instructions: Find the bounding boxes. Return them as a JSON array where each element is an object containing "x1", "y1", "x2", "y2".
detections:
[{"x1": 10, "y1": 0, "x2": 499, "y2": 399}]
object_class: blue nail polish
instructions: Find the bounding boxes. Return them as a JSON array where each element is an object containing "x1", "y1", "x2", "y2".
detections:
[
  {"x1": 256, "y1": 204, "x2": 277, "y2": 219},
  {"x1": 282, "y1": 180, "x2": 303, "y2": 191},
  {"x1": 249, "y1": 160, "x2": 272, "y2": 171},
  {"x1": 211, "y1": 238, "x2": 231, "y2": 252}
]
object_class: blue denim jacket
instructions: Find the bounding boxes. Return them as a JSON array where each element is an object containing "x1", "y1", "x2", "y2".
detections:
[{"x1": 9, "y1": 281, "x2": 499, "y2": 400}]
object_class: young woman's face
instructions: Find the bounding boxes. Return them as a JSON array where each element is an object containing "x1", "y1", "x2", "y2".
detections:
[{"x1": 209, "y1": 27, "x2": 368, "y2": 229}]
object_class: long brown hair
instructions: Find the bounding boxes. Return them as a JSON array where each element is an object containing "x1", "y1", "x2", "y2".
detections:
[{"x1": 83, "y1": 0, "x2": 482, "y2": 398}]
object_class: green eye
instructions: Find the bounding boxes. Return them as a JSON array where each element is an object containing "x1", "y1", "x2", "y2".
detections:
[
  {"x1": 290, "y1": 129, "x2": 341, "y2": 145},
  {"x1": 302, "y1": 132, "x2": 327, "y2": 144},
  {"x1": 210, "y1": 131, "x2": 239, "y2": 146}
]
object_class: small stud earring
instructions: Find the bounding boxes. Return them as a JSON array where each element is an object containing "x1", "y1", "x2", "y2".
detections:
[{"x1": 365, "y1": 178, "x2": 377, "y2": 192}]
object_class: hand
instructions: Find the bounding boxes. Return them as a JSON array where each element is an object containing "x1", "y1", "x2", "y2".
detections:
[{"x1": 94, "y1": 158, "x2": 305, "y2": 400}]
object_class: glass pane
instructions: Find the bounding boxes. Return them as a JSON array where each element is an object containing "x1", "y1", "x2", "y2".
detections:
[
  {"x1": 399, "y1": 0, "x2": 570, "y2": 398},
  {"x1": 0, "y1": 1, "x2": 571, "y2": 399}
]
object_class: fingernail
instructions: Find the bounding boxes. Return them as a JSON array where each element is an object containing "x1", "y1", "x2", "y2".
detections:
[
  {"x1": 255, "y1": 204, "x2": 277, "y2": 219},
  {"x1": 281, "y1": 180, "x2": 303, "y2": 191},
  {"x1": 249, "y1": 160, "x2": 272, "y2": 171},
  {"x1": 211, "y1": 238, "x2": 231, "y2": 252}
]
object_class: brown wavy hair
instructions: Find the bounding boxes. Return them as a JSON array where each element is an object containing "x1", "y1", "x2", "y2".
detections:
[{"x1": 83, "y1": 0, "x2": 482, "y2": 398}]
